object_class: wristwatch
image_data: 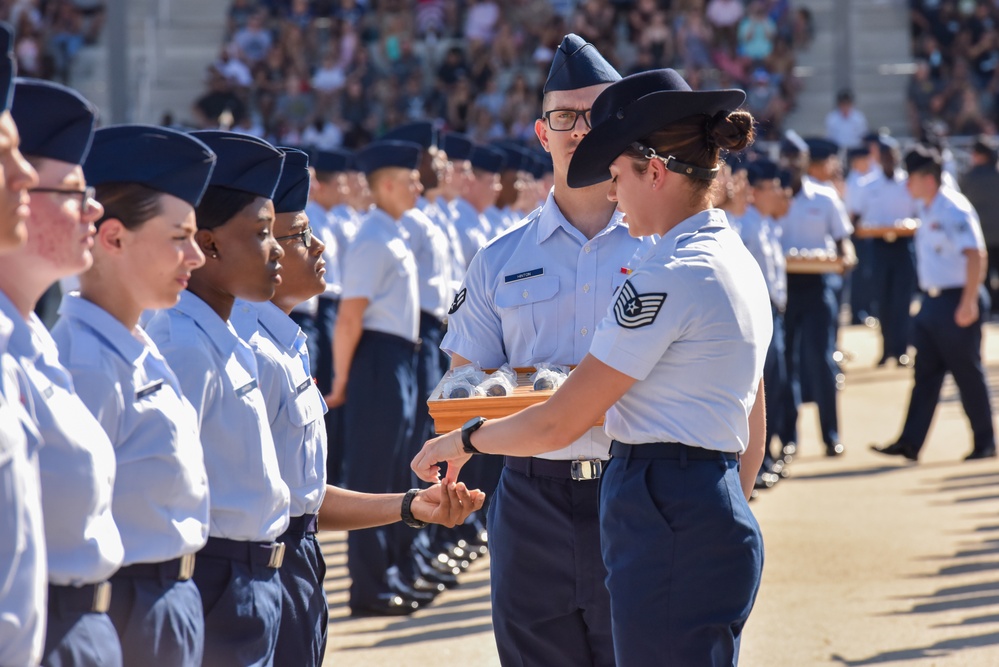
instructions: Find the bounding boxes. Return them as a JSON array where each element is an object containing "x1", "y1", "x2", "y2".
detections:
[
  {"x1": 461, "y1": 416, "x2": 487, "y2": 454},
  {"x1": 401, "y1": 488, "x2": 427, "y2": 529}
]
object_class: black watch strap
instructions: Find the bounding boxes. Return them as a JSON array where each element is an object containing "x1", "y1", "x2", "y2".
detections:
[
  {"x1": 401, "y1": 489, "x2": 427, "y2": 529},
  {"x1": 461, "y1": 416, "x2": 487, "y2": 454}
]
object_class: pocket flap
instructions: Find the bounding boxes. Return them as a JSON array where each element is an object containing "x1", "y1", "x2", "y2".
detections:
[{"x1": 495, "y1": 275, "x2": 560, "y2": 308}]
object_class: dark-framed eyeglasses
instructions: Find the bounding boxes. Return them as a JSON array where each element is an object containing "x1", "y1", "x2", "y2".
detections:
[
  {"x1": 543, "y1": 109, "x2": 592, "y2": 132},
  {"x1": 29, "y1": 185, "x2": 97, "y2": 211},
  {"x1": 275, "y1": 226, "x2": 312, "y2": 249}
]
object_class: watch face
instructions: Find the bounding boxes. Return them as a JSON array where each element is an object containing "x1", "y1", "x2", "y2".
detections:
[{"x1": 463, "y1": 416, "x2": 485, "y2": 431}]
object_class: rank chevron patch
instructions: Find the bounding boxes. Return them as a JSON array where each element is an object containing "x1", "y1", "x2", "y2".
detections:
[
  {"x1": 613, "y1": 280, "x2": 667, "y2": 329},
  {"x1": 448, "y1": 288, "x2": 467, "y2": 315}
]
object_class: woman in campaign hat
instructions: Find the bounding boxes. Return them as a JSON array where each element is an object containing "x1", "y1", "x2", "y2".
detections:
[
  {"x1": 50, "y1": 125, "x2": 217, "y2": 667},
  {"x1": 413, "y1": 68, "x2": 771, "y2": 666}
]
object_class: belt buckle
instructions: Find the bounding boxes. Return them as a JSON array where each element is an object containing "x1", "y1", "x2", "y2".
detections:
[
  {"x1": 928, "y1": 288, "x2": 941, "y2": 298},
  {"x1": 267, "y1": 542, "x2": 286, "y2": 569},
  {"x1": 570, "y1": 459, "x2": 602, "y2": 481},
  {"x1": 92, "y1": 581, "x2": 112, "y2": 613},
  {"x1": 178, "y1": 553, "x2": 196, "y2": 581}
]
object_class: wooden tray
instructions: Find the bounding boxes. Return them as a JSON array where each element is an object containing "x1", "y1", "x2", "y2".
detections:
[
  {"x1": 785, "y1": 254, "x2": 845, "y2": 275},
  {"x1": 853, "y1": 220, "x2": 918, "y2": 240},
  {"x1": 427, "y1": 367, "x2": 604, "y2": 433}
]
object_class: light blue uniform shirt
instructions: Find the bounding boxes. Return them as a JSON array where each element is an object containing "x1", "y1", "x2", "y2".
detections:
[
  {"x1": 52, "y1": 294, "x2": 210, "y2": 566},
  {"x1": 0, "y1": 313, "x2": 46, "y2": 667},
  {"x1": 844, "y1": 166, "x2": 872, "y2": 216},
  {"x1": 914, "y1": 185, "x2": 986, "y2": 291},
  {"x1": 340, "y1": 207, "x2": 420, "y2": 343},
  {"x1": 232, "y1": 300, "x2": 328, "y2": 518},
  {"x1": 329, "y1": 203, "x2": 362, "y2": 274},
  {"x1": 450, "y1": 197, "x2": 490, "y2": 269},
  {"x1": 738, "y1": 205, "x2": 787, "y2": 310},
  {"x1": 421, "y1": 196, "x2": 466, "y2": 293},
  {"x1": 305, "y1": 200, "x2": 343, "y2": 299},
  {"x1": 483, "y1": 206, "x2": 505, "y2": 238},
  {"x1": 854, "y1": 169, "x2": 918, "y2": 228},
  {"x1": 0, "y1": 291, "x2": 123, "y2": 586},
  {"x1": 589, "y1": 210, "x2": 772, "y2": 453},
  {"x1": 779, "y1": 176, "x2": 853, "y2": 252},
  {"x1": 443, "y1": 191, "x2": 641, "y2": 461},
  {"x1": 401, "y1": 206, "x2": 452, "y2": 320},
  {"x1": 146, "y1": 291, "x2": 290, "y2": 542}
]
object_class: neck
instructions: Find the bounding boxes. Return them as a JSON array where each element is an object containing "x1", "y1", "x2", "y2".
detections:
[
  {"x1": 186, "y1": 272, "x2": 235, "y2": 321},
  {"x1": 78, "y1": 267, "x2": 143, "y2": 331},
  {"x1": 0, "y1": 261, "x2": 59, "y2": 319},
  {"x1": 271, "y1": 293, "x2": 297, "y2": 316},
  {"x1": 552, "y1": 179, "x2": 617, "y2": 240},
  {"x1": 375, "y1": 200, "x2": 406, "y2": 220},
  {"x1": 921, "y1": 184, "x2": 940, "y2": 207}
]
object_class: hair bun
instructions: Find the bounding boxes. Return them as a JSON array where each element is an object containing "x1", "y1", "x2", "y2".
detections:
[{"x1": 708, "y1": 110, "x2": 755, "y2": 153}]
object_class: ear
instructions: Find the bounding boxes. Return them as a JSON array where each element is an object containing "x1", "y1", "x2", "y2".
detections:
[
  {"x1": 195, "y1": 228, "x2": 218, "y2": 259},
  {"x1": 535, "y1": 118, "x2": 550, "y2": 152},
  {"x1": 647, "y1": 156, "x2": 668, "y2": 190},
  {"x1": 95, "y1": 218, "x2": 126, "y2": 254}
]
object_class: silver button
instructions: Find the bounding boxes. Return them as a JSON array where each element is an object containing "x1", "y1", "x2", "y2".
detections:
[
  {"x1": 580, "y1": 327, "x2": 588, "y2": 336},
  {"x1": 522, "y1": 290, "x2": 529, "y2": 298},
  {"x1": 583, "y1": 284, "x2": 590, "y2": 293},
  {"x1": 584, "y1": 245, "x2": 591, "y2": 253}
]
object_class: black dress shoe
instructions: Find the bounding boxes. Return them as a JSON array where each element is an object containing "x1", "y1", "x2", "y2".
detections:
[
  {"x1": 781, "y1": 442, "x2": 797, "y2": 463},
  {"x1": 964, "y1": 447, "x2": 997, "y2": 461},
  {"x1": 350, "y1": 594, "x2": 420, "y2": 617},
  {"x1": 825, "y1": 442, "x2": 845, "y2": 457},
  {"x1": 870, "y1": 442, "x2": 918, "y2": 461},
  {"x1": 411, "y1": 577, "x2": 446, "y2": 594},
  {"x1": 876, "y1": 355, "x2": 892, "y2": 368}
]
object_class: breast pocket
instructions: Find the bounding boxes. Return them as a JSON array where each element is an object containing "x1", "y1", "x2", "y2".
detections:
[
  {"x1": 495, "y1": 275, "x2": 560, "y2": 361},
  {"x1": 288, "y1": 385, "x2": 326, "y2": 483}
]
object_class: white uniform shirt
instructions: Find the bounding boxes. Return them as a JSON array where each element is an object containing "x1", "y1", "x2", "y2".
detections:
[
  {"x1": 231, "y1": 300, "x2": 327, "y2": 518},
  {"x1": 0, "y1": 313, "x2": 46, "y2": 667},
  {"x1": 854, "y1": 169, "x2": 918, "y2": 228},
  {"x1": 443, "y1": 191, "x2": 641, "y2": 461},
  {"x1": 779, "y1": 176, "x2": 853, "y2": 252},
  {"x1": 589, "y1": 209, "x2": 772, "y2": 452},
  {"x1": 400, "y1": 206, "x2": 453, "y2": 319},
  {"x1": 914, "y1": 185, "x2": 986, "y2": 291},
  {"x1": 52, "y1": 294, "x2": 210, "y2": 566},
  {"x1": 340, "y1": 207, "x2": 421, "y2": 343},
  {"x1": 0, "y1": 291, "x2": 123, "y2": 586},
  {"x1": 146, "y1": 291, "x2": 290, "y2": 542},
  {"x1": 450, "y1": 197, "x2": 490, "y2": 269},
  {"x1": 737, "y1": 205, "x2": 787, "y2": 310}
]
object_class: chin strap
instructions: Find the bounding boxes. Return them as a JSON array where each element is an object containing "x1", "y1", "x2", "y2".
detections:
[{"x1": 631, "y1": 142, "x2": 720, "y2": 181}]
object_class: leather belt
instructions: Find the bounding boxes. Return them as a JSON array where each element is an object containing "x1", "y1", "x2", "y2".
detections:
[
  {"x1": 49, "y1": 581, "x2": 112, "y2": 614},
  {"x1": 610, "y1": 440, "x2": 739, "y2": 461},
  {"x1": 924, "y1": 287, "x2": 962, "y2": 298},
  {"x1": 200, "y1": 537, "x2": 286, "y2": 569},
  {"x1": 504, "y1": 456, "x2": 605, "y2": 481},
  {"x1": 285, "y1": 513, "x2": 319, "y2": 535},
  {"x1": 115, "y1": 553, "x2": 196, "y2": 582}
]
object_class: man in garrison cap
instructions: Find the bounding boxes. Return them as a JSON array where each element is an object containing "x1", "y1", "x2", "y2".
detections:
[{"x1": 439, "y1": 34, "x2": 642, "y2": 665}]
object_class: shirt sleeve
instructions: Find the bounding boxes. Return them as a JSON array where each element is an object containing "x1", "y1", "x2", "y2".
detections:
[
  {"x1": 948, "y1": 200, "x2": 986, "y2": 252},
  {"x1": 827, "y1": 193, "x2": 854, "y2": 240},
  {"x1": 340, "y1": 236, "x2": 390, "y2": 301},
  {"x1": 440, "y1": 249, "x2": 508, "y2": 367}
]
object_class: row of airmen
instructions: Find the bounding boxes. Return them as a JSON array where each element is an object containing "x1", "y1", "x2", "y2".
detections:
[{"x1": 0, "y1": 17, "x2": 493, "y2": 667}]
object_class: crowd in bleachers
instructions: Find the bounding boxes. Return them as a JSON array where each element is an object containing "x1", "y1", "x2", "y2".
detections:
[
  {"x1": 195, "y1": 0, "x2": 810, "y2": 145},
  {"x1": 0, "y1": 0, "x2": 104, "y2": 83}
]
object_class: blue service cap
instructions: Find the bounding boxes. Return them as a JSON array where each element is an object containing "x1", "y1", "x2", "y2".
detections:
[
  {"x1": 469, "y1": 145, "x2": 506, "y2": 173},
  {"x1": 84, "y1": 125, "x2": 217, "y2": 208},
  {"x1": 0, "y1": 23, "x2": 13, "y2": 112},
  {"x1": 544, "y1": 33, "x2": 621, "y2": 94},
  {"x1": 11, "y1": 78, "x2": 96, "y2": 165},
  {"x1": 273, "y1": 147, "x2": 310, "y2": 214},
  {"x1": 804, "y1": 137, "x2": 839, "y2": 161},
  {"x1": 382, "y1": 121, "x2": 437, "y2": 150},
  {"x1": 846, "y1": 145, "x2": 870, "y2": 161},
  {"x1": 191, "y1": 131, "x2": 285, "y2": 199},
  {"x1": 355, "y1": 140, "x2": 422, "y2": 175},
  {"x1": 779, "y1": 130, "x2": 809, "y2": 157},
  {"x1": 312, "y1": 148, "x2": 353, "y2": 173},
  {"x1": 746, "y1": 159, "x2": 780, "y2": 185},
  {"x1": 442, "y1": 133, "x2": 473, "y2": 161}
]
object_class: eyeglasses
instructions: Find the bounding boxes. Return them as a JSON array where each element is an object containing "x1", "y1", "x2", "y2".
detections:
[
  {"x1": 30, "y1": 186, "x2": 97, "y2": 211},
  {"x1": 543, "y1": 109, "x2": 591, "y2": 132},
  {"x1": 275, "y1": 226, "x2": 312, "y2": 249}
]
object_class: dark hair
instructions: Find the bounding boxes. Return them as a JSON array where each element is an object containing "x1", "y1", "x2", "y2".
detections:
[
  {"x1": 623, "y1": 110, "x2": 755, "y2": 200},
  {"x1": 94, "y1": 182, "x2": 164, "y2": 230},
  {"x1": 194, "y1": 185, "x2": 259, "y2": 230}
]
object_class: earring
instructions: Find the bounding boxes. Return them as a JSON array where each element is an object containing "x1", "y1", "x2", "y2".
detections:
[{"x1": 211, "y1": 253, "x2": 218, "y2": 259}]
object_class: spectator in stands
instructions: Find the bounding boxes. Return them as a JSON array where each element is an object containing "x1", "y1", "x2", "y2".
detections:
[
  {"x1": 738, "y1": 0, "x2": 777, "y2": 63},
  {"x1": 825, "y1": 89, "x2": 868, "y2": 149},
  {"x1": 706, "y1": 0, "x2": 744, "y2": 56},
  {"x1": 47, "y1": 0, "x2": 85, "y2": 83},
  {"x1": 233, "y1": 11, "x2": 272, "y2": 65}
]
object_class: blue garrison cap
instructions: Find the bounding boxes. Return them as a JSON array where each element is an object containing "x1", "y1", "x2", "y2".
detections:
[
  {"x1": 779, "y1": 130, "x2": 809, "y2": 157},
  {"x1": 192, "y1": 131, "x2": 285, "y2": 199},
  {"x1": 355, "y1": 140, "x2": 422, "y2": 175},
  {"x1": 804, "y1": 137, "x2": 839, "y2": 161},
  {"x1": 544, "y1": 33, "x2": 621, "y2": 94},
  {"x1": 778, "y1": 168, "x2": 792, "y2": 189},
  {"x1": 273, "y1": 147, "x2": 310, "y2": 214},
  {"x1": 12, "y1": 78, "x2": 96, "y2": 165},
  {"x1": 382, "y1": 121, "x2": 437, "y2": 150},
  {"x1": 846, "y1": 145, "x2": 870, "y2": 162},
  {"x1": 746, "y1": 159, "x2": 780, "y2": 186},
  {"x1": 312, "y1": 148, "x2": 353, "y2": 174},
  {"x1": 442, "y1": 133, "x2": 473, "y2": 161},
  {"x1": 470, "y1": 145, "x2": 506, "y2": 173},
  {"x1": 492, "y1": 142, "x2": 535, "y2": 172},
  {"x1": 84, "y1": 125, "x2": 217, "y2": 207},
  {"x1": 0, "y1": 23, "x2": 13, "y2": 112}
]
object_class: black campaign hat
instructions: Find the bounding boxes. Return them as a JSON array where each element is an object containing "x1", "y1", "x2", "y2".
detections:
[
  {"x1": 566, "y1": 68, "x2": 745, "y2": 188},
  {"x1": 442, "y1": 133, "x2": 473, "y2": 161},
  {"x1": 544, "y1": 33, "x2": 621, "y2": 94},
  {"x1": 312, "y1": 148, "x2": 352, "y2": 174},
  {"x1": 0, "y1": 23, "x2": 14, "y2": 112},
  {"x1": 192, "y1": 131, "x2": 285, "y2": 199},
  {"x1": 273, "y1": 147, "x2": 310, "y2": 214},
  {"x1": 355, "y1": 140, "x2": 422, "y2": 175},
  {"x1": 12, "y1": 78, "x2": 97, "y2": 165},
  {"x1": 382, "y1": 121, "x2": 437, "y2": 150},
  {"x1": 84, "y1": 125, "x2": 217, "y2": 207}
]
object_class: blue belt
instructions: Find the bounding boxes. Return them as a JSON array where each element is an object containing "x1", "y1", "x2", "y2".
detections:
[
  {"x1": 610, "y1": 440, "x2": 739, "y2": 461},
  {"x1": 504, "y1": 456, "x2": 606, "y2": 481},
  {"x1": 48, "y1": 581, "x2": 112, "y2": 614},
  {"x1": 285, "y1": 513, "x2": 319, "y2": 535},
  {"x1": 115, "y1": 553, "x2": 196, "y2": 581},
  {"x1": 199, "y1": 537, "x2": 286, "y2": 569}
]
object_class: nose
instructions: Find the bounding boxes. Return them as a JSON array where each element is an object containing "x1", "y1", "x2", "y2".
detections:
[
  {"x1": 313, "y1": 235, "x2": 326, "y2": 255},
  {"x1": 12, "y1": 147, "x2": 38, "y2": 192},
  {"x1": 185, "y1": 237, "x2": 206, "y2": 269},
  {"x1": 570, "y1": 113, "x2": 589, "y2": 138},
  {"x1": 83, "y1": 195, "x2": 104, "y2": 224},
  {"x1": 270, "y1": 237, "x2": 285, "y2": 261}
]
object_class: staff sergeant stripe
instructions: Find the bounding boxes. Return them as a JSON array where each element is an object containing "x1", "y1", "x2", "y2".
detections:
[{"x1": 613, "y1": 280, "x2": 667, "y2": 329}]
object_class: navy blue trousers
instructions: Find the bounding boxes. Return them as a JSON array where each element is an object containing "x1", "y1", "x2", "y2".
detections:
[
  {"x1": 43, "y1": 586, "x2": 122, "y2": 667},
  {"x1": 107, "y1": 572, "x2": 203, "y2": 666},
  {"x1": 193, "y1": 548, "x2": 282, "y2": 667},
  {"x1": 343, "y1": 331, "x2": 418, "y2": 606},
  {"x1": 600, "y1": 450, "x2": 763, "y2": 667},
  {"x1": 849, "y1": 238, "x2": 876, "y2": 323},
  {"x1": 870, "y1": 239, "x2": 916, "y2": 359},
  {"x1": 274, "y1": 529, "x2": 328, "y2": 667},
  {"x1": 899, "y1": 288, "x2": 995, "y2": 454},
  {"x1": 781, "y1": 274, "x2": 840, "y2": 447},
  {"x1": 763, "y1": 307, "x2": 786, "y2": 462},
  {"x1": 488, "y1": 464, "x2": 614, "y2": 666}
]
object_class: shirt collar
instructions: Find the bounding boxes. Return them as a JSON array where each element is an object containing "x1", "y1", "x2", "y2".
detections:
[
  {"x1": 655, "y1": 209, "x2": 726, "y2": 256},
  {"x1": 173, "y1": 290, "x2": 240, "y2": 357},
  {"x1": 535, "y1": 190, "x2": 629, "y2": 245},
  {"x1": 58, "y1": 293, "x2": 147, "y2": 364},
  {"x1": 253, "y1": 300, "x2": 303, "y2": 352},
  {"x1": 0, "y1": 289, "x2": 40, "y2": 362}
]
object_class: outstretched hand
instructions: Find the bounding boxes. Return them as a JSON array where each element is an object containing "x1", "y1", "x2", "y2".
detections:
[
  {"x1": 410, "y1": 481, "x2": 486, "y2": 527},
  {"x1": 411, "y1": 430, "x2": 471, "y2": 484}
]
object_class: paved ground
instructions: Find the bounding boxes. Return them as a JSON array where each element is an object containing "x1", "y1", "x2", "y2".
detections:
[{"x1": 320, "y1": 323, "x2": 999, "y2": 666}]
